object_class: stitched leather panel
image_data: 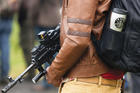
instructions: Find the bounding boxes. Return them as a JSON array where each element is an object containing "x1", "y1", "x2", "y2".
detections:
[
  {"x1": 67, "y1": 18, "x2": 92, "y2": 25},
  {"x1": 67, "y1": 30, "x2": 90, "y2": 37}
]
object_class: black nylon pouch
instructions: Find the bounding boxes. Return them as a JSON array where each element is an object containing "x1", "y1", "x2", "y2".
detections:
[
  {"x1": 99, "y1": 28, "x2": 124, "y2": 60},
  {"x1": 92, "y1": 0, "x2": 140, "y2": 72},
  {"x1": 91, "y1": 2, "x2": 127, "y2": 68},
  {"x1": 91, "y1": 28, "x2": 125, "y2": 68}
]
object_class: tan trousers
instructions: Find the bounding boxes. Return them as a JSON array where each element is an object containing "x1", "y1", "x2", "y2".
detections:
[{"x1": 59, "y1": 76, "x2": 122, "y2": 93}]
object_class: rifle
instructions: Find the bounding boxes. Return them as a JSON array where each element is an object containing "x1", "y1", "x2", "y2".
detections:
[{"x1": 1, "y1": 25, "x2": 60, "y2": 93}]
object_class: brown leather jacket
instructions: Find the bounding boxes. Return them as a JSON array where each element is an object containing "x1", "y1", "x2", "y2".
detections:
[{"x1": 47, "y1": 0, "x2": 112, "y2": 86}]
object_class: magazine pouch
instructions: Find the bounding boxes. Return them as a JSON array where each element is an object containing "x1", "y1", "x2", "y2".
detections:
[{"x1": 91, "y1": 8, "x2": 128, "y2": 67}]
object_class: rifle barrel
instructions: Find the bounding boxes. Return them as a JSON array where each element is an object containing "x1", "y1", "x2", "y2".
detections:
[{"x1": 1, "y1": 62, "x2": 36, "y2": 93}]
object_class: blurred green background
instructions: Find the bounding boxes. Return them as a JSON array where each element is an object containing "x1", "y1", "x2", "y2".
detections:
[{"x1": 9, "y1": 16, "x2": 26, "y2": 78}]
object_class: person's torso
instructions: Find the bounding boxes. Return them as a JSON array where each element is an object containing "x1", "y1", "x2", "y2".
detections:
[
  {"x1": 60, "y1": 0, "x2": 112, "y2": 78},
  {"x1": 108, "y1": 0, "x2": 140, "y2": 72},
  {"x1": 122, "y1": 0, "x2": 140, "y2": 60}
]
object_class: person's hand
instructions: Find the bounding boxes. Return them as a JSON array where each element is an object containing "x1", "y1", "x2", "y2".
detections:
[
  {"x1": 8, "y1": 0, "x2": 18, "y2": 10},
  {"x1": 46, "y1": 66, "x2": 62, "y2": 87},
  {"x1": 8, "y1": 0, "x2": 16, "y2": 5}
]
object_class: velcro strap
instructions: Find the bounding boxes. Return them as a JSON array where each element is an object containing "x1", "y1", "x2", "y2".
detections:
[
  {"x1": 67, "y1": 18, "x2": 92, "y2": 25},
  {"x1": 67, "y1": 30, "x2": 90, "y2": 37}
]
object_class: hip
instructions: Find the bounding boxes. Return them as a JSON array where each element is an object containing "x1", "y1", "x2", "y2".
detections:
[{"x1": 59, "y1": 76, "x2": 122, "y2": 93}]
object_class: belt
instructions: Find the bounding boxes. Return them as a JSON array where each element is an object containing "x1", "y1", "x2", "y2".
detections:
[{"x1": 63, "y1": 76, "x2": 123, "y2": 87}]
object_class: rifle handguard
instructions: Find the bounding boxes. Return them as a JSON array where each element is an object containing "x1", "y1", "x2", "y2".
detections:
[{"x1": 32, "y1": 70, "x2": 46, "y2": 84}]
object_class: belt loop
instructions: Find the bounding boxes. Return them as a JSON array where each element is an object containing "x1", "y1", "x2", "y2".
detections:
[
  {"x1": 116, "y1": 79, "x2": 120, "y2": 88},
  {"x1": 58, "y1": 82, "x2": 64, "y2": 93},
  {"x1": 98, "y1": 76, "x2": 102, "y2": 87},
  {"x1": 74, "y1": 78, "x2": 78, "y2": 82},
  {"x1": 119, "y1": 80, "x2": 123, "y2": 88}
]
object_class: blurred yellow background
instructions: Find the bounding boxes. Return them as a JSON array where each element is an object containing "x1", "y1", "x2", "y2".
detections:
[{"x1": 9, "y1": 15, "x2": 26, "y2": 78}]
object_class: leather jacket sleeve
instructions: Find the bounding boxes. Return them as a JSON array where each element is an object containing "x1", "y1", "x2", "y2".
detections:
[{"x1": 47, "y1": 0, "x2": 111, "y2": 86}]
